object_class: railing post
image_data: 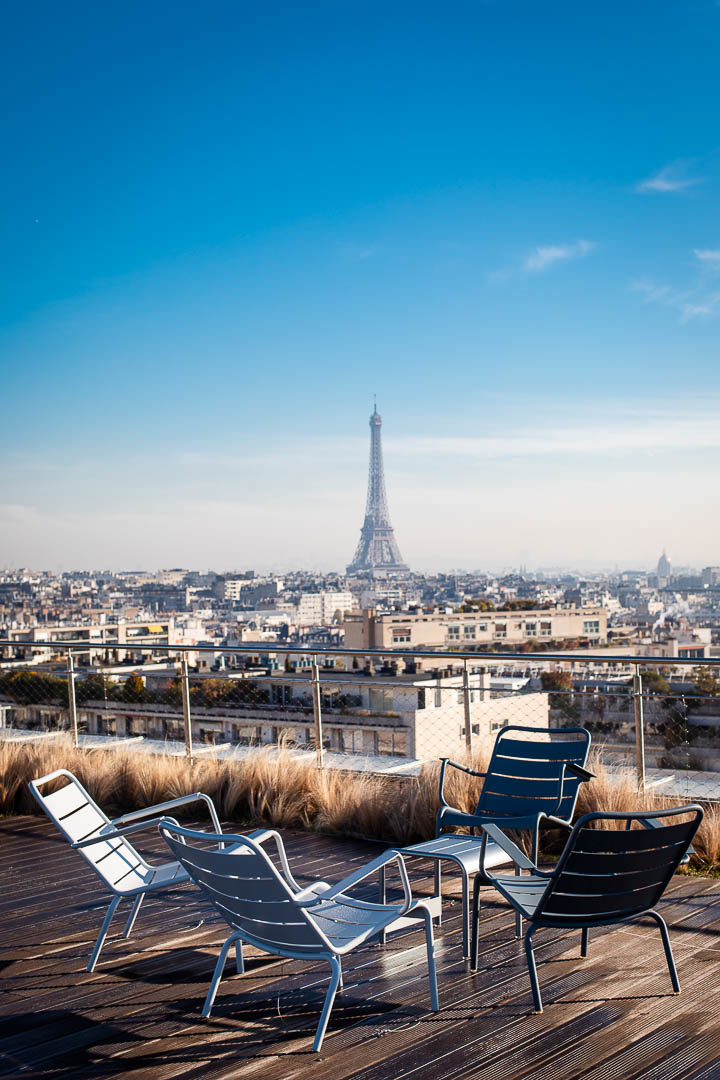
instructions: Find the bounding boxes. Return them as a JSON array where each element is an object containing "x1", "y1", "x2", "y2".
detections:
[
  {"x1": 311, "y1": 655, "x2": 324, "y2": 769},
  {"x1": 463, "y1": 659, "x2": 473, "y2": 757},
  {"x1": 633, "y1": 664, "x2": 646, "y2": 791},
  {"x1": 181, "y1": 654, "x2": 193, "y2": 762},
  {"x1": 66, "y1": 649, "x2": 79, "y2": 748}
]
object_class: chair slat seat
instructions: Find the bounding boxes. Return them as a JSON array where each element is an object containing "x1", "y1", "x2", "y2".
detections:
[
  {"x1": 492, "y1": 873, "x2": 550, "y2": 918},
  {"x1": 29, "y1": 768, "x2": 221, "y2": 971},
  {"x1": 493, "y1": 738, "x2": 587, "y2": 760},
  {"x1": 572, "y1": 821, "x2": 692, "y2": 853},
  {"x1": 159, "y1": 822, "x2": 440, "y2": 1051},
  {"x1": 471, "y1": 805, "x2": 704, "y2": 1013}
]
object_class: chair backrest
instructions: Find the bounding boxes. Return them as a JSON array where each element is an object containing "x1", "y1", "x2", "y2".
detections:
[
  {"x1": 477, "y1": 726, "x2": 591, "y2": 822},
  {"x1": 160, "y1": 822, "x2": 330, "y2": 956},
  {"x1": 536, "y1": 805, "x2": 704, "y2": 924},
  {"x1": 29, "y1": 768, "x2": 149, "y2": 893}
]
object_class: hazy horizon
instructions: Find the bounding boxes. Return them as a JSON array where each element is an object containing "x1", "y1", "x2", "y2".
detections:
[{"x1": 2, "y1": 3, "x2": 719, "y2": 571}]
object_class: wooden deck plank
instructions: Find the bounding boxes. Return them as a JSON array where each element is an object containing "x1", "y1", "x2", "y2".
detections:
[{"x1": 1, "y1": 817, "x2": 719, "y2": 1080}]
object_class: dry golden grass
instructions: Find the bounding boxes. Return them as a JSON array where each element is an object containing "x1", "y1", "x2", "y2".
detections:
[{"x1": 2, "y1": 738, "x2": 719, "y2": 870}]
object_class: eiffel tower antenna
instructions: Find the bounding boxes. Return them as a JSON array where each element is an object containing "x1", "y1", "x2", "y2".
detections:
[{"x1": 347, "y1": 405, "x2": 409, "y2": 576}]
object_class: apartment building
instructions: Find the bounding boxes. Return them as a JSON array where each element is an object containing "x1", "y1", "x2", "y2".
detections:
[
  {"x1": 9, "y1": 667, "x2": 549, "y2": 763},
  {"x1": 343, "y1": 605, "x2": 607, "y2": 652},
  {"x1": 296, "y1": 591, "x2": 355, "y2": 625}
]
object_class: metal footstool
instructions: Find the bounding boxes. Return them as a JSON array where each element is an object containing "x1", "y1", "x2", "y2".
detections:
[{"x1": 381, "y1": 834, "x2": 514, "y2": 958}]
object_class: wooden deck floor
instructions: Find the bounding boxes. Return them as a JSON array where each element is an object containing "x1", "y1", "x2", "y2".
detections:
[{"x1": 2, "y1": 816, "x2": 720, "y2": 1080}]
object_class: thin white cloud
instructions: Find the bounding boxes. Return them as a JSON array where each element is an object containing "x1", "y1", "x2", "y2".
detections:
[
  {"x1": 337, "y1": 242, "x2": 378, "y2": 263},
  {"x1": 491, "y1": 239, "x2": 597, "y2": 279},
  {"x1": 636, "y1": 162, "x2": 703, "y2": 193},
  {"x1": 631, "y1": 277, "x2": 720, "y2": 322},
  {"x1": 694, "y1": 248, "x2": 720, "y2": 268},
  {"x1": 523, "y1": 239, "x2": 596, "y2": 272},
  {"x1": 385, "y1": 413, "x2": 720, "y2": 460}
]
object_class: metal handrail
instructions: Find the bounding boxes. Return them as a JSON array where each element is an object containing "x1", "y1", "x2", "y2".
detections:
[{"x1": 1, "y1": 638, "x2": 717, "y2": 668}]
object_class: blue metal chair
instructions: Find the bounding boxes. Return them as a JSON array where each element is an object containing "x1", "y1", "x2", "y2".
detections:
[
  {"x1": 437, "y1": 725, "x2": 593, "y2": 863},
  {"x1": 471, "y1": 804, "x2": 704, "y2": 1012},
  {"x1": 29, "y1": 768, "x2": 223, "y2": 971},
  {"x1": 394, "y1": 726, "x2": 593, "y2": 956},
  {"x1": 159, "y1": 821, "x2": 440, "y2": 1052}
]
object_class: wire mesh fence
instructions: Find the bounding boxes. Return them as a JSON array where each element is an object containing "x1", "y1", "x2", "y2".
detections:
[{"x1": 1, "y1": 642, "x2": 720, "y2": 798}]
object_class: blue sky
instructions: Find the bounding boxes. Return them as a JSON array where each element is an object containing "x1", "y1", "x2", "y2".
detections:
[{"x1": 1, "y1": 1, "x2": 719, "y2": 572}]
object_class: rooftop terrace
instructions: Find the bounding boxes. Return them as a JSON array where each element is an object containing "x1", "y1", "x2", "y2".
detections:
[{"x1": 3, "y1": 815, "x2": 720, "y2": 1080}]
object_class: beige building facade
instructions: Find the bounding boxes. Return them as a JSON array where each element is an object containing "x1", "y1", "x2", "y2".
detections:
[{"x1": 343, "y1": 605, "x2": 607, "y2": 653}]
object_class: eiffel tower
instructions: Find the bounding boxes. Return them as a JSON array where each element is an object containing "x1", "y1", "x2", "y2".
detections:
[{"x1": 347, "y1": 405, "x2": 409, "y2": 575}]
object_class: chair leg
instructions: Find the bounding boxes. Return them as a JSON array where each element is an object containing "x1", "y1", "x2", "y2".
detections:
[
  {"x1": 470, "y1": 875, "x2": 482, "y2": 971},
  {"x1": 647, "y1": 910, "x2": 680, "y2": 993},
  {"x1": 525, "y1": 925, "x2": 543, "y2": 1013},
  {"x1": 581, "y1": 927, "x2": 589, "y2": 958},
  {"x1": 87, "y1": 895, "x2": 122, "y2": 972},
  {"x1": 203, "y1": 932, "x2": 243, "y2": 1018},
  {"x1": 235, "y1": 938, "x2": 244, "y2": 975},
  {"x1": 515, "y1": 862, "x2": 523, "y2": 938},
  {"x1": 312, "y1": 956, "x2": 343, "y2": 1053},
  {"x1": 421, "y1": 906, "x2": 440, "y2": 1012},
  {"x1": 379, "y1": 864, "x2": 387, "y2": 944},
  {"x1": 122, "y1": 893, "x2": 145, "y2": 939},
  {"x1": 461, "y1": 867, "x2": 470, "y2": 959},
  {"x1": 434, "y1": 860, "x2": 443, "y2": 925}
]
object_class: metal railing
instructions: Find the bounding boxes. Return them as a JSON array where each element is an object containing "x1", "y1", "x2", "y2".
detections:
[{"x1": 1, "y1": 637, "x2": 719, "y2": 794}]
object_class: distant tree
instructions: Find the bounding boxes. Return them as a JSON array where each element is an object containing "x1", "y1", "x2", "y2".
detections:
[
  {"x1": 540, "y1": 670, "x2": 576, "y2": 716},
  {"x1": 500, "y1": 599, "x2": 551, "y2": 611},
  {"x1": 694, "y1": 668, "x2": 720, "y2": 698},
  {"x1": 641, "y1": 669, "x2": 671, "y2": 696},
  {"x1": 157, "y1": 678, "x2": 181, "y2": 707},
  {"x1": 121, "y1": 674, "x2": 147, "y2": 702},
  {"x1": 459, "y1": 598, "x2": 495, "y2": 612},
  {"x1": 0, "y1": 669, "x2": 68, "y2": 705},
  {"x1": 75, "y1": 674, "x2": 114, "y2": 704}
]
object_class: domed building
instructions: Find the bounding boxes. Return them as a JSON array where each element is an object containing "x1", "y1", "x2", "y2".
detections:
[{"x1": 657, "y1": 550, "x2": 672, "y2": 586}]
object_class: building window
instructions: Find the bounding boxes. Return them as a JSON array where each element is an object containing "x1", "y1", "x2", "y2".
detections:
[
  {"x1": 525, "y1": 622, "x2": 537, "y2": 635},
  {"x1": 448, "y1": 626, "x2": 460, "y2": 640},
  {"x1": 392, "y1": 630, "x2": 411, "y2": 643},
  {"x1": 583, "y1": 620, "x2": 600, "y2": 635},
  {"x1": 464, "y1": 625, "x2": 476, "y2": 639},
  {"x1": 494, "y1": 623, "x2": 507, "y2": 638},
  {"x1": 370, "y1": 688, "x2": 393, "y2": 713},
  {"x1": 540, "y1": 622, "x2": 552, "y2": 636}
]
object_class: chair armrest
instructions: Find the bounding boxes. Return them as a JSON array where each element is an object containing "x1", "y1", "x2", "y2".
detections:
[
  {"x1": 543, "y1": 760, "x2": 596, "y2": 820},
  {"x1": 438, "y1": 757, "x2": 486, "y2": 809},
  {"x1": 565, "y1": 761, "x2": 596, "y2": 783},
  {"x1": 481, "y1": 824, "x2": 537, "y2": 873},
  {"x1": 245, "y1": 828, "x2": 304, "y2": 892},
  {"x1": 112, "y1": 792, "x2": 222, "y2": 834},
  {"x1": 73, "y1": 817, "x2": 169, "y2": 848},
  {"x1": 543, "y1": 815, "x2": 574, "y2": 830},
  {"x1": 300, "y1": 850, "x2": 412, "y2": 916}
]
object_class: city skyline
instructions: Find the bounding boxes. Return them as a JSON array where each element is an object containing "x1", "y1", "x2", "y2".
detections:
[{"x1": 1, "y1": 3, "x2": 719, "y2": 570}]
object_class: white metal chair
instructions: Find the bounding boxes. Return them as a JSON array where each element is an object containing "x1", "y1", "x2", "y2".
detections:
[
  {"x1": 159, "y1": 821, "x2": 440, "y2": 1051},
  {"x1": 29, "y1": 767, "x2": 223, "y2": 971}
]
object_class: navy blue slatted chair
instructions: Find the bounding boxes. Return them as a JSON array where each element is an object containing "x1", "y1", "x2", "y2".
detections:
[
  {"x1": 395, "y1": 726, "x2": 593, "y2": 957},
  {"x1": 470, "y1": 805, "x2": 703, "y2": 1012},
  {"x1": 437, "y1": 725, "x2": 593, "y2": 863}
]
